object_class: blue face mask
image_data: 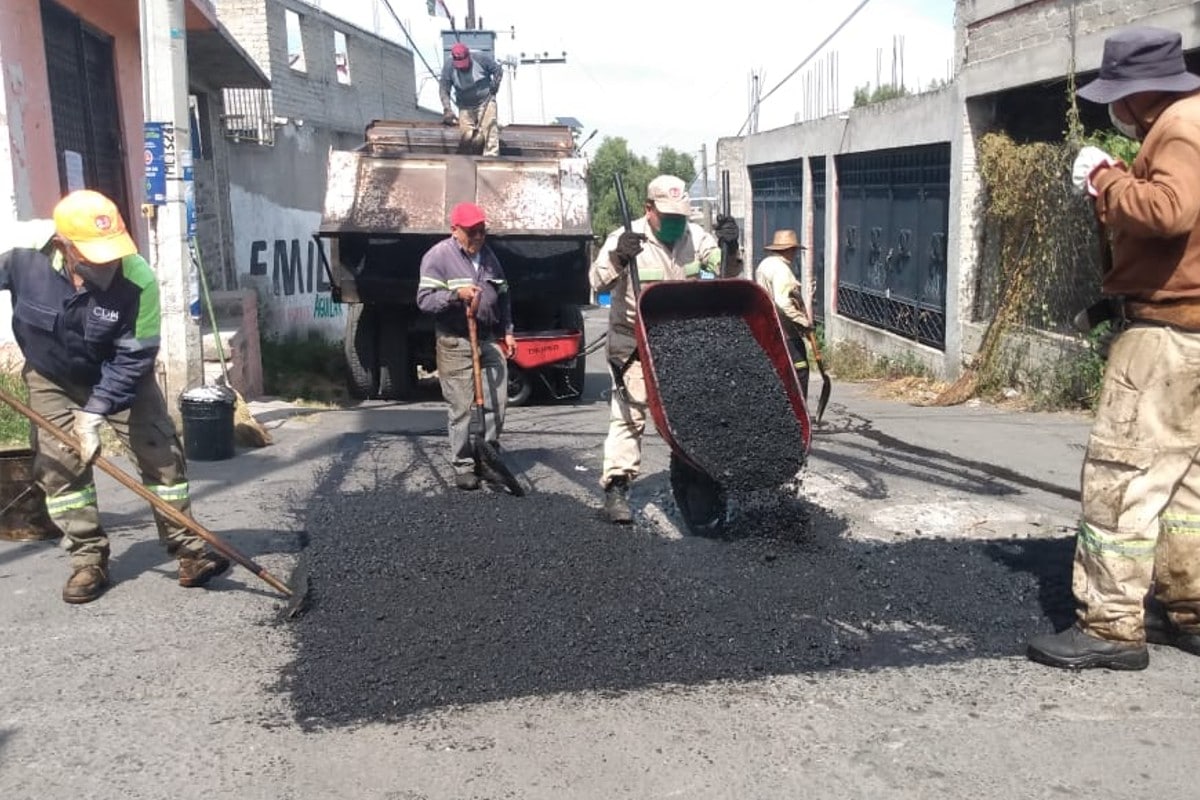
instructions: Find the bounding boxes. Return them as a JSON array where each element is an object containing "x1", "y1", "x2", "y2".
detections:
[{"x1": 655, "y1": 215, "x2": 687, "y2": 245}]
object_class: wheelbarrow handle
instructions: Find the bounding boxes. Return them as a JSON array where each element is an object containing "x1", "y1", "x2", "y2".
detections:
[{"x1": 613, "y1": 172, "x2": 642, "y2": 297}]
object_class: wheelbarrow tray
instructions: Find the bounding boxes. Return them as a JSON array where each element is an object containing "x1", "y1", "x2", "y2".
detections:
[
  {"x1": 634, "y1": 279, "x2": 812, "y2": 479},
  {"x1": 510, "y1": 329, "x2": 583, "y2": 370}
]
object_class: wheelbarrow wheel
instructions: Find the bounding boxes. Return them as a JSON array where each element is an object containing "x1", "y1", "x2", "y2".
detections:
[
  {"x1": 507, "y1": 364, "x2": 533, "y2": 406},
  {"x1": 669, "y1": 454, "x2": 726, "y2": 538}
]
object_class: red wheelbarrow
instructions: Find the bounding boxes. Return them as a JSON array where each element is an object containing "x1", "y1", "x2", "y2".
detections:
[
  {"x1": 634, "y1": 279, "x2": 813, "y2": 536},
  {"x1": 508, "y1": 328, "x2": 584, "y2": 405}
]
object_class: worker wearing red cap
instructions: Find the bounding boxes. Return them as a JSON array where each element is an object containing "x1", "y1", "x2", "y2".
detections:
[
  {"x1": 417, "y1": 202, "x2": 516, "y2": 489},
  {"x1": 439, "y1": 42, "x2": 504, "y2": 156},
  {"x1": 0, "y1": 190, "x2": 229, "y2": 603}
]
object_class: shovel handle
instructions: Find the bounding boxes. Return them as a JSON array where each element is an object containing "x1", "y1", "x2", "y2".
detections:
[
  {"x1": 466, "y1": 303, "x2": 486, "y2": 407},
  {"x1": 0, "y1": 387, "x2": 292, "y2": 598},
  {"x1": 613, "y1": 173, "x2": 642, "y2": 297}
]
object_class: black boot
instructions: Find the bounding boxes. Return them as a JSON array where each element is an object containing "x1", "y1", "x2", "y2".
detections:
[
  {"x1": 603, "y1": 476, "x2": 632, "y2": 524},
  {"x1": 1145, "y1": 601, "x2": 1200, "y2": 656},
  {"x1": 1027, "y1": 625, "x2": 1148, "y2": 671}
]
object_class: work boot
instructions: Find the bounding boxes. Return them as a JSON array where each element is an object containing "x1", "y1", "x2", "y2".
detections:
[
  {"x1": 455, "y1": 472, "x2": 481, "y2": 491},
  {"x1": 603, "y1": 476, "x2": 633, "y2": 525},
  {"x1": 1145, "y1": 602, "x2": 1200, "y2": 656},
  {"x1": 62, "y1": 563, "x2": 108, "y2": 605},
  {"x1": 177, "y1": 550, "x2": 231, "y2": 588},
  {"x1": 1026, "y1": 625, "x2": 1148, "y2": 671}
]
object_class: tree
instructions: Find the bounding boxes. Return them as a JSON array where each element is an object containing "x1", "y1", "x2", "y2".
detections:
[
  {"x1": 587, "y1": 137, "x2": 657, "y2": 237},
  {"x1": 852, "y1": 82, "x2": 911, "y2": 107},
  {"x1": 655, "y1": 147, "x2": 696, "y2": 188}
]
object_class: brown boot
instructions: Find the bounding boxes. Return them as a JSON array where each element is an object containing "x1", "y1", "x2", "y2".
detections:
[
  {"x1": 177, "y1": 551, "x2": 231, "y2": 588},
  {"x1": 63, "y1": 564, "x2": 108, "y2": 604}
]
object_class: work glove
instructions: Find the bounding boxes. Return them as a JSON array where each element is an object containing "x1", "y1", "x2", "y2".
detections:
[
  {"x1": 72, "y1": 409, "x2": 105, "y2": 465},
  {"x1": 1071, "y1": 146, "x2": 1117, "y2": 197},
  {"x1": 442, "y1": 110, "x2": 458, "y2": 126},
  {"x1": 611, "y1": 230, "x2": 646, "y2": 270},
  {"x1": 714, "y1": 214, "x2": 740, "y2": 248}
]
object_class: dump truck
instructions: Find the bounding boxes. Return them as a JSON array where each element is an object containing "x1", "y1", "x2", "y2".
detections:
[{"x1": 316, "y1": 120, "x2": 593, "y2": 404}]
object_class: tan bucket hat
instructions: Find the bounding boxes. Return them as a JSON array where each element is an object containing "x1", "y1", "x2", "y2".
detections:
[{"x1": 764, "y1": 229, "x2": 805, "y2": 252}]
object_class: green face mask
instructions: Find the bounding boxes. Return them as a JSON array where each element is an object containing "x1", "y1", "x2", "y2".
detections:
[{"x1": 654, "y1": 216, "x2": 687, "y2": 245}]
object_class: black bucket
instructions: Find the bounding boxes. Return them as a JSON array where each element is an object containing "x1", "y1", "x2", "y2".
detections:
[
  {"x1": 0, "y1": 448, "x2": 59, "y2": 541},
  {"x1": 180, "y1": 387, "x2": 236, "y2": 462}
]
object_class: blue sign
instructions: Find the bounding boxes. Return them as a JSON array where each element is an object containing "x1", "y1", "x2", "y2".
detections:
[{"x1": 144, "y1": 122, "x2": 167, "y2": 205}]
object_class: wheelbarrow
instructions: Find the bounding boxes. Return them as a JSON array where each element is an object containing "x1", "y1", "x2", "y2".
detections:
[
  {"x1": 507, "y1": 328, "x2": 584, "y2": 405},
  {"x1": 610, "y1": 174, "x2": 811, "y2": 536}
]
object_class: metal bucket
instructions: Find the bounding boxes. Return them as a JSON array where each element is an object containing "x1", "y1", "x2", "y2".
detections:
[{"x1": 0, "y1": 448, "x2": 59, "y2": 542}]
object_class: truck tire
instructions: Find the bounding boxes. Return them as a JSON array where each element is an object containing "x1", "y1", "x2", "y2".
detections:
[
  {"x1": 377, "y1": 317, "x2": 416, "y2": 400},
  {"x1": 345, "y1": 304, "x2": 379, "y2": 400},
  {"x1": 558, "y1": 303, "x2": 586, "y2": 401}
]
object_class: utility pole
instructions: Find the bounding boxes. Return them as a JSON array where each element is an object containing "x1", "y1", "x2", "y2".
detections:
[
  {"x1": 466, "y1": 0, "x2": 476, "y2": 30},
  {"x1": 519, "y1": 51, "x2": 567, "y2": 124},
  {"x1": 139, "y1": 0, "x2": 201, "y2": 418}
]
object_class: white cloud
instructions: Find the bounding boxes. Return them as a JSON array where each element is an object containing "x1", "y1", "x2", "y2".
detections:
[{"x1": 304, "y1": 0, "x2": 954, "y2": 162}]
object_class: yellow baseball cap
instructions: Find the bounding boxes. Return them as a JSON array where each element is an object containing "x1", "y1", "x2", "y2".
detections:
[{"x1": 52, "y1": 190, "x2": 137, "y2": 265}]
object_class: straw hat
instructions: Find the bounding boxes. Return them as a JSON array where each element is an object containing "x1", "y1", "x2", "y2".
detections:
[{"x1": 764, "y1": 229, "x2": 805, "y2": 252}]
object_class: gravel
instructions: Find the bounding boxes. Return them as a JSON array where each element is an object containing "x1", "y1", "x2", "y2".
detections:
[
  {"x1": 644, "y1": 315, "x2": 806, "y2": 491},
  {"x1": 284, "y1": 467, "x2": 1074, "y2": 728}
]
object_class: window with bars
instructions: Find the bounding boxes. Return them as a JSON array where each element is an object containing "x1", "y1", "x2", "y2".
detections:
[{"x1": 221, "y1": 88, "x2": 275, "y2": 145}]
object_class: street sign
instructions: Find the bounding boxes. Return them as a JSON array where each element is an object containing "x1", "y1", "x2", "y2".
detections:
[{"x1": 144, "y1": 122, "x2": 168, "y2": 205}]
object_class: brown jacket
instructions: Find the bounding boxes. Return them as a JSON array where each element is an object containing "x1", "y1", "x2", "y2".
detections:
[{"x1": 1094, "y1": 91, "x2": 1200, "y2": 301}]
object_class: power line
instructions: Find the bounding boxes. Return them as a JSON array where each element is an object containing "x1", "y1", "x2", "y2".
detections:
[
  {"x1": 736, "y1": 0, "x2": 872, "y2": 136},
  {"x1": 377, "y1": 0, "x2": 440, "y2": 82}
]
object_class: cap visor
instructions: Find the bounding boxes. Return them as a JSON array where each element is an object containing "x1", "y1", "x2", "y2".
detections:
[
  {"x1": 452, "y1": 58, "x2": 471, "y2": 69},
  {"x1": 73, "y1": 232, "x2": 136, "y2": 264},
  {"x1": 1079, "y1": 72, "x2": 1200, "y2": 103},
  {"x1": 654, "y1": 199, "x2": 691, "y2": 216}
]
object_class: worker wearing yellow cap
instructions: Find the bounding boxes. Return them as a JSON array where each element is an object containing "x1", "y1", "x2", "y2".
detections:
[{"x1": 0, "y1": 190, "x2": 228, "y2": 604}]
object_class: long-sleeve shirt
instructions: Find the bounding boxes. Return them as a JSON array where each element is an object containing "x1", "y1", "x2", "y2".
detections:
[
  {"x1": 590, "y1": 216, "x2": 721, "y2": 361},
  {"x1": 417, "y1": 236, "x2": 512, "y2": 339},
  {"x1": 439, "y1": 53, "x2": 502, "y2": 112},
  {"x1": 1093, "y1": 91, "x2": 1200, "y2": 302},
  {"x1": 755, "y1": 254, "x2": 811, "y2": 333},
  {"x1": 0, "y1": 245, "x2": 162, "y2": 415}
]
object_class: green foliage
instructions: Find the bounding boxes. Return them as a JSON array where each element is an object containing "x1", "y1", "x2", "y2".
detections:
[
  {"x1": 851, "y1": 83, "x2": 911, "y2": 107},
  {"x1": 826, "y1": 340, "x2": 930, "y2": 381},
  {"x1": 587, "y1": 137, "x2": 696, "y2": 238},
  {"x1": 0, "y1": 371, "x2": 30, "y2": 448},
  {"x1": 1084, "y1": 129, "x2": 1141, "y2": 165},
  {"x1": 261, "y1": 333, "x2": 349, "y2": 405}
]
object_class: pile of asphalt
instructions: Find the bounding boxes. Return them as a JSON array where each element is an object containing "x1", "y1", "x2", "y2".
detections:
[
  {"x1": 644, "y1": 315, "x2": 806, "y2": 491},
  {"x1": 285, "y1": 478, "x2": 1074, "y2": 728}
]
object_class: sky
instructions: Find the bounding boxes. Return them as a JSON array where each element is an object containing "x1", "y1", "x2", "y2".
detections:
[{"x1": 305, "y1": 0, "x2": 955, "y2": 174}]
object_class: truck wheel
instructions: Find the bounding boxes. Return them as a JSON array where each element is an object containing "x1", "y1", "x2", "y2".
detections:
[
  {"x1": 558, "y1": 303, "x2": 586, "y2": 402},
  {"x1": 508, "y1": 364, "x2": 533, "y2": 406},
  {"x1": 344, "y1": 304, "x2": 379, "y2": 400},
  {"x1": 669, "y1": 454, "x2": 727, "y2": 538},
  {"x1": 377, "y1": 319, "x2": 415, "y2": 400}
]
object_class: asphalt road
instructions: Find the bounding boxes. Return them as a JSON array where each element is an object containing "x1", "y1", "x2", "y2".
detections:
[{"x1": 2, "y1": 307, "x2": 1197, "y2": 799}]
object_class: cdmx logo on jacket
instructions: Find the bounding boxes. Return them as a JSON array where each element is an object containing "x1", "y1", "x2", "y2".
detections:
[{"x1": 91, "y1": 306, "x2": 120, "y2": 323}]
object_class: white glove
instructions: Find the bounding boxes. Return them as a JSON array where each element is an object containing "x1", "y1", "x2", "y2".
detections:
[
  {"x1": 1072, "y1": 146, "x2": 1117, "y2": 197},
  {"x1": 72, "y1": 410, "x2": 105, "y2": 464}
]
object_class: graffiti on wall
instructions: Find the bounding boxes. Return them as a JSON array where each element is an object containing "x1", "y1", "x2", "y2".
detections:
[{"x1": 247, "y1": 237, "x2": 341, "y2": 320}]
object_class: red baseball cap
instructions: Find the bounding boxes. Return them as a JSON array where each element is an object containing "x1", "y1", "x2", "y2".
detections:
[
  {"x1": 450, "y1": 43, "x2": 470, "y2": 69},
  {"x1": 450, "y1": 202, "x2": 486, "y2": 228}
]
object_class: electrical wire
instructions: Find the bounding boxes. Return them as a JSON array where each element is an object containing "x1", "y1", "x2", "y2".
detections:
[
  {"x1": 736, "y1": 0, "x2": 872, "y2": 136},
  {"x1": 377, "y1": 0, "x2": 441, "y2": 81}
]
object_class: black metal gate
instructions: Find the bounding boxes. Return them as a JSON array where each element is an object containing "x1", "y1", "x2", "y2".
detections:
[
  {"x1": 836, "y1": 143, "x2": 949, "y2": 349},
  {"x1": 749, "y1": 161, "x2": 803, "y2": 271},
  {"x1": 809, "y1": 156, "x2": 826, "y2": 323},
  {"x1": 40, "y1": 0, "x2": 129, "y2": 220}
]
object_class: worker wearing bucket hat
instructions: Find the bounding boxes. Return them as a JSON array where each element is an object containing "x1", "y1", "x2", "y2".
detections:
[
  {"x1": 0, "y1": 190, "x2": 229, "y2": 603},
  {"x1": 1027, "y1": 28, "x2": 1200, "y2": 670},
  {"x1": 755, "y1": 229, "x2": 812, "y2": 399}
]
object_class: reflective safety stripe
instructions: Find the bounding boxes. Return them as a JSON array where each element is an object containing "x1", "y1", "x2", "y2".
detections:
[
  {"x1": 682, "y1": 261, "x2": 701, "y2": 277},
  {"x1": 46, "y1": 485, "x2": 99, "y2": 516},
  {"x1": 701, "y1": 251, "x2": 722, "y2": 273},
  {"x1": 147, "y1": 482, "x2": 190, "y2": 503},
  {"x1": 637, "y1": 266, "x2": 665, "y2": 282},
  {"x1": 1162, "y1": 513, "x2": 1200, "y2": 536},
  {"x1": 1078, "y1": 521, "x2": 1156, "y2": 559},
  {"x1": 446, "y1": 278, "x2": 475, "y2": 288},
  {"x1": 794, "y1": 360, "x2": 809, "y2": 370},
  {"x1": 419, "y1": 277, "x2": 449, "y2": 289}
]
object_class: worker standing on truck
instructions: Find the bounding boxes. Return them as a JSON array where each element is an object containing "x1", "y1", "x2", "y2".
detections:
[
  {"x1": 1025, "y1": 27, "x2": 1200, "y2": 671},
  {"x1": 417, "y1": 202, "x2": 516, "y2": 490},
  {"x1": 590, "y1": 175, "x2": 741, "y2": 524},
  {"x1": 440, "y1": 42, "x2": 503, "y2": 157},
  {"x1": 0, "y1": 190, "x2": 229, "y2": 604},
  {"x1": 755, "y1": 229, "x2": 812, "y2": 399}
]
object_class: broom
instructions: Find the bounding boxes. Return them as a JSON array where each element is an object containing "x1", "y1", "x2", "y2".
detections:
[{"x1": 190, "y1": 241, "x2": 272, "y2": 448}]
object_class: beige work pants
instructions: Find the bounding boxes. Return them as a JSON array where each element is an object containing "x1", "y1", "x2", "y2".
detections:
[
  {"x1": 457, "y1": 97, "x2": 500, "y2": 157},
  {"x1": 1073, "y1": 325, "x2": 1200, "y2": 641},
  {"x1": 602, "y1": 358, "x2": 647, "y2": 486}
]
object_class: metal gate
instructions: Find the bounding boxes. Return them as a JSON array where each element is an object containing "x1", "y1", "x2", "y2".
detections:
[
  {"x1": 749, "y1": 161, "x2": 803, "y2": 271},
  {"x1": 40, "y1": 0, "x2": 129, "y2": 220},
  {"x1": 809, "y1": 156, "x2": 826, "y2": 323},
  {"x1": 836, "y1": 143, "x2": 949, "y2": 349}
]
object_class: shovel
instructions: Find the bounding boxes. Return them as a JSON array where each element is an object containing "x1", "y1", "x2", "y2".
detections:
[
  {"x1": 466, "y1": 299, "x2": 525, "y2": 496},
  {"x1": 805, "y1": 330, "x2": 832, "y2": 424},
  {"x1": 0, "y1": 387, "x2": 293, "y2": 598}
]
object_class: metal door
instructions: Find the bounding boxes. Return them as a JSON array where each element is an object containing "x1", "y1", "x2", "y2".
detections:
[
  {"x1": 809, "y1": 156, "x2": 826, "y2": 323},
  {"x1": 40, "y1": 0, "x2": 130, "y2": 221},
  {"x1": 836, "y1": 144, "x2": 948, "y2": 349},
  {"x1": 749, "y1": 161, "x2": 803, "y2": 273}
]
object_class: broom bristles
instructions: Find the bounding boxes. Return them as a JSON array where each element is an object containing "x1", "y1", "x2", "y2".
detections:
[
  {"x1": 931, "y1": 369, "x2": 978, "y2": 407},
  {"x1": 231, "y1": 388, "x2": 272, "y2": 447}
]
